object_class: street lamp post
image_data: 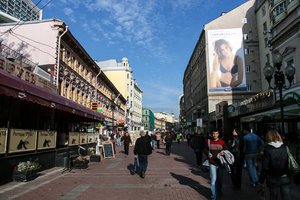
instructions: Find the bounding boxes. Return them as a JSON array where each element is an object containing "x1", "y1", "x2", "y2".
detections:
[{"x1": 263, "y1": 51, "x2": 296, "y2": 135}]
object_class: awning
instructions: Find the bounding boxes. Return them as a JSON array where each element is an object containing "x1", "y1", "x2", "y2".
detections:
[{"x1": 0, "y1": 70, "x2": 104, "y2": 121}]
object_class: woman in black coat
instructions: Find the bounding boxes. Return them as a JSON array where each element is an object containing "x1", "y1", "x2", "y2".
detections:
[{"x1": 258, "y1": 130, "x2": 292, "y2": 200}]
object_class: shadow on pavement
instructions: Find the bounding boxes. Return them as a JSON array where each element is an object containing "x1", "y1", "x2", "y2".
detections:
[
  {"x1": 127, "y1": 164, "x2": 135, "y2": 175},
  {"x1": 170, "y1": 172, "x2": 210, "y2": 199}
]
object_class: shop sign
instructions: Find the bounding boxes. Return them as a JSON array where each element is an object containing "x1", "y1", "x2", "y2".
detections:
[
  {"x1": 8, "y1": 129, "x2": 37, "y2": 153},
  {"x1": 79, "y1": 132, "x2": 88, "y2": 144},
  {"x1": 87, "y1": 133, "x2": 95, "y2": 143},
  {"x1": 68, "y1": 132, "x2": 80, "y2": 146},
  {"x1": 2, "y1": 57, "x2": 56, "y2": 92},
  {"x1": 0, "y1": 128, "x2": 8, "y2": 154},
  {"x1": 37, "y1": 130, "x2": 56, "y2": 150}
]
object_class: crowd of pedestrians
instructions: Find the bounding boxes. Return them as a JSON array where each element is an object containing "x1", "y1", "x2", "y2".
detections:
[{"x1": 108, "y1": 126, "x2": 300, "y2": 200}]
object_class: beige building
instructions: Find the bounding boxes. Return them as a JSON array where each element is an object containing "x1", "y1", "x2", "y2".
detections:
[
  {"x1": 154, "y1": 112, "x2": 175, "y2": 123},
  {"x1": 0, "y1": 19, "x2": 126, "y2": 132},
  {"x1": 97, "y1": 58, "x2": 142, "y2": 131}
]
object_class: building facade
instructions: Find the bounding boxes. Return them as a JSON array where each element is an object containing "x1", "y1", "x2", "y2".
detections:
[
  {"x1": 132, "y1": 82, "x2": 143, "y2": 130},
  {"x1": 0, "y1": 19, "x2": 126, "y2": 181},
  {"x1": 142, "y1": 108, "x2": 154, "y2": 131},
  {"x1": 183, "y1": 0, "x2": 300, "y2": 138},
  {"x1": 0, "y1": 0, "x2": 42, "y2": 23},
  {"x1": 97, "y1": 58, "x2": 142, "y2": 132},
  {"x1": 183, "y1": 0, "x2": 261, "y2": 135}
]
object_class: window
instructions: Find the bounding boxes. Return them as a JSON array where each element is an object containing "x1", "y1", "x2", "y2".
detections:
[
  {"x1": 244, "y1": 48, "x2": 249, "y2": 55},
  {"x1": 273, "y1": 2, "x2": 286, "y2": 16},
  {"x1": 127, "y1": 73, "x2": 129, "y2": 79},
  {"x1": 263, "y1": 22, "x2": 267, "y2": 32},
  {"x1": 247, "y1": 84, "x2": 252, "y2": 91},
  {"x1": 262, "y1": 6, "x2": 266, "y2": 17},
  {"x1": 243, "y1": 34, "x2": 249, "y2": 40},
  {"x1": 246, "y1": 65, "x2": 251, "y2": 72}
]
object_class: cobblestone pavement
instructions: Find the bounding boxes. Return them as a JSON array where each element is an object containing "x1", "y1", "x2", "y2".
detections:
[{"x1": 1, "y1": 141, "x2": 299, "y2": 200}]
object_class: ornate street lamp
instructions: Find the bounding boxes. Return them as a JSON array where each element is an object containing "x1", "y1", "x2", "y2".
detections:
[{"x1": 263, "y1": 50, "x2": 296, "y2": 135}]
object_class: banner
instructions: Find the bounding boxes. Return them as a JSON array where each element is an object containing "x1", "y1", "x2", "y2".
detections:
[
  {"x1": 37, "y1": 130, "x2": 57, "y2": 150},
  {"x1": 8, "y1": 129, "x2": 37, "y2": 153},
  {"x1": 68, "y1": 132, "x2": 80, "y2": 146},
  {"x1": 207, "y1": 28, "x2": 246, "y2": 93},
  {"x1": 0, "y1": 128, "x2": 8, "y2": 154}
]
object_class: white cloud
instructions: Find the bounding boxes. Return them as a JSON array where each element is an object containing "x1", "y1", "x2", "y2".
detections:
[{"x1": 63, "y1": 7, "x2": 76, "y2": 23}]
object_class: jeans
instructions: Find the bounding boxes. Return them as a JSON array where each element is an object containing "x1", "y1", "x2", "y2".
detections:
[
  {"x1": 124, "y1": 144, "x2": 129, "y2": 155},
  {"x1": 194, "y1": 149, "x2": 203, "y2": 166},
  {"x1": 151, "y1": 140, "x2": 156, "y2": 149},
  {"x1": 209, "y1": 164, "x2": 223, "y2": 200},
  {"x1": 138, "y1": 155, "x2": 148, "y2": 174},
  {"x1": 268, "y1": 175, "x2": 292, "y2": 200},
  {"x1": 245, "y1": 154, "x2": 258, "y2": 185},
  {"x1": 166, "y1": 144, "x2": 171, "y2": 155}
]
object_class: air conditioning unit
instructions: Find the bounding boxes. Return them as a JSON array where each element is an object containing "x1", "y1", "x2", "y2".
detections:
[{"x1": 33, "y1": 66, "x2": 51, "y2": 81}]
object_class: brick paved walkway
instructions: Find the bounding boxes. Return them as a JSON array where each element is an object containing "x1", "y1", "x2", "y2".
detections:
[{"x1": 1, "y1": 141, "x2": 299, "y2": 200}]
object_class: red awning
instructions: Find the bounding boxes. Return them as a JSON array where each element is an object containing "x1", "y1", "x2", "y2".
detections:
[{"x1": 0, "y1": 70, "x2": 104, "y2": 121}]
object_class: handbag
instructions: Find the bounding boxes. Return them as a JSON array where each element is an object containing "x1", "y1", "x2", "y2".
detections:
[
  {"x1": 286, "y1": 146, "x2": 300, "y2": 175},
  {"x1": 202, "y1": 139, "x2": 210, "y2": 167}
]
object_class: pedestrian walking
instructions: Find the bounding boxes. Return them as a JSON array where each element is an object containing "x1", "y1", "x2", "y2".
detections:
[
  {"x1": 243, "y1": 128, "x2": 264, "y2": 187},
  {"x1": 122, "y1": 132, "x2": 132, "y2": 155},
  {"x1": 150, "y1": 132, "x2": 157, "y2": 149},
  {"x1": 204, "y1": 129, "x2": 227, "y2": 200},
  {"x1": 186, "y1": 132, "x2": 192, "y2": 147},
  {"x1": 258, "y1": 130, "x2": 292, "y2": 200},
  {"x1": 176, "y1": 132, "x2": 182, "y2": 144},
  {"x1": 164, "y1": 132, "x2": 173, "y2": 155},
  {"x1": 227, "y1": 128, "x2": 244, "y2": 189},
  {"x1": 156, "y1": 132, "x2": 161, "y2": 149},
  {"x1": 134, "y1": 130, "x2": 152, "y2": 178},
  {"x1": 191, "y1": 130, "x2": 205, "y2": 167}
]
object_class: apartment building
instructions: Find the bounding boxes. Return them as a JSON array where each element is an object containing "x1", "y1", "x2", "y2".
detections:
[{"x1": 97, "y1": 58, "x2": 143, "y2": 131}]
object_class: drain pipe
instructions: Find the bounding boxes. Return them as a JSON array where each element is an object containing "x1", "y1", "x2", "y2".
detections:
[
  {"x1": 56, "y1": 26, "x2": 68, "y2": 92},
  {"x1": 95, "y1": 68, "x2": 102, "y2": 102}
]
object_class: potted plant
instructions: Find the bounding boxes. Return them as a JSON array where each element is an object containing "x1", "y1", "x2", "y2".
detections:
[
  {"x1": 89, "y1": 147, "x2": 101, "y2": 162},
  {"x1": 72, "y1": 155, "x2": 89, "y2": 169},
  {"x1": 13, "y1": 159, "x2": 41, "y2": 182}
]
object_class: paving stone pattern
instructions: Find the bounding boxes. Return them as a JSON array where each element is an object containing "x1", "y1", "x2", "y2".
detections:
[{"x1": 0, "y1": 141, "x2": 299, "y2": 200}]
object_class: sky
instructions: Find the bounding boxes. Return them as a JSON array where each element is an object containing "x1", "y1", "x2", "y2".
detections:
[{"x1": 37, "y1": 0, "x2": 247, "y2": 117}]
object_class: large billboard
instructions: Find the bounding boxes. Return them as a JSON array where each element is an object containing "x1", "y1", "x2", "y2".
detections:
[{"x1": 207, "y1": 28, "x2": 246, "y2": 93}]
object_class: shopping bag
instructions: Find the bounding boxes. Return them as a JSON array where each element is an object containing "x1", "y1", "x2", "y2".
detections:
[
  {"x1": 133, "y1": 156, "x2": 139, "y2": 172},
  {"x1": 286, "y1": 147, "x2": 300, "y2": 175}
]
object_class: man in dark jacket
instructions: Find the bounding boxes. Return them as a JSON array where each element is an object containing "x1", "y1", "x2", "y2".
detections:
[
  {"x1": 191, "y1": 131, "x2": 205, "y2": 167},
  {"x1": 134, "y1": 130, "x2": 152, "y2": 178}
]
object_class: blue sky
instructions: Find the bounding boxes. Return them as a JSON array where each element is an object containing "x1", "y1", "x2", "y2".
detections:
[{"x1": 38, "y1": 0, "x2": 247, "y2": 117}]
